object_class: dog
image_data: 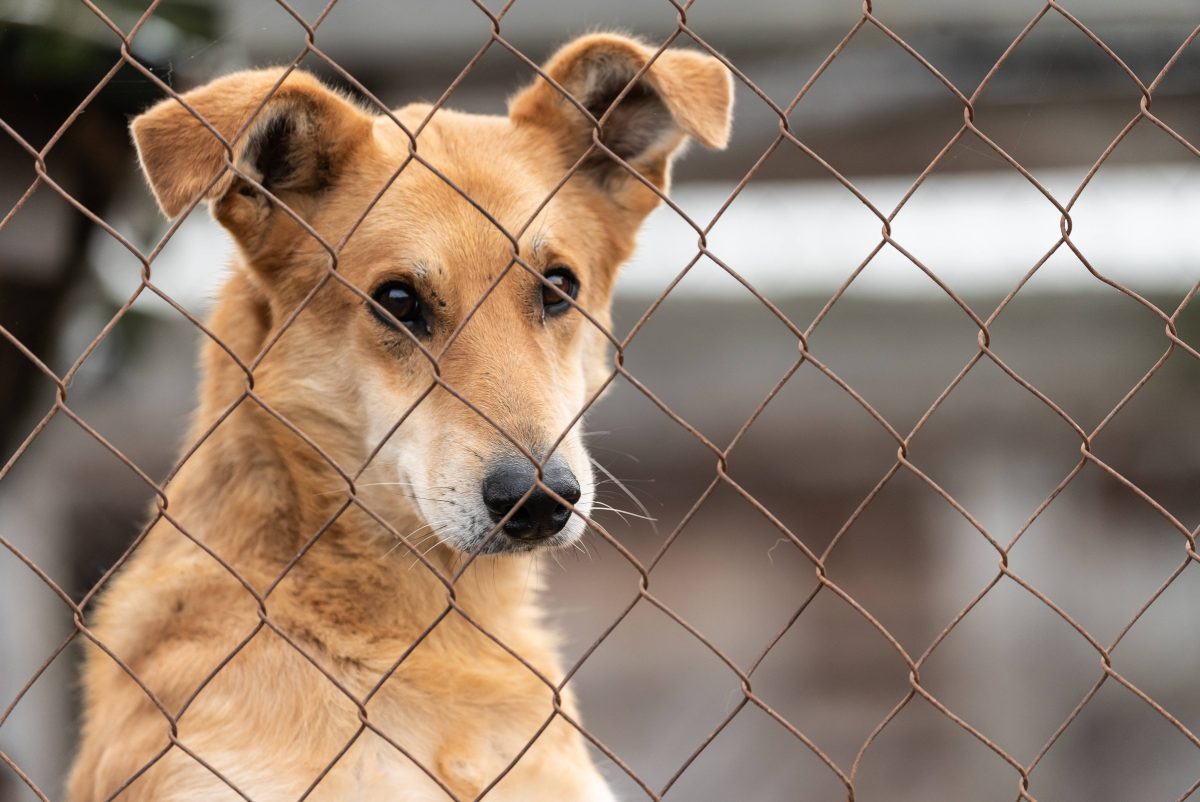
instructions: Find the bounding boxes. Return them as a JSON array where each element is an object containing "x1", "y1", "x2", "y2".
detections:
[{"x1": 67, "y1": 32, "x2": 731, "y2": 801}]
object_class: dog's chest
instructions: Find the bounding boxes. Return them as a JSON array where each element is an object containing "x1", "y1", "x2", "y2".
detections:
[
  {"x1": 338, "y1": 736, "x2": 453, "y2": 801},
  {"x1": 333, "y1": 732, "x2": 533, "y2": 802},
  {"x1": 323, "y1": 695, "x2": 616, "y2": 802}
]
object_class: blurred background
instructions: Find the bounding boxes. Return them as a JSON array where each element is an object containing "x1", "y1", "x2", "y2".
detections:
[{"x1": 2, "y1": 1, "x2": 1199, "y2": 800}]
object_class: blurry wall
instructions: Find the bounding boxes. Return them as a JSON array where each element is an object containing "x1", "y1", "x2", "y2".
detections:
[{"x1": 2, "y1": 1, "x2": 1199, "y2": 800}]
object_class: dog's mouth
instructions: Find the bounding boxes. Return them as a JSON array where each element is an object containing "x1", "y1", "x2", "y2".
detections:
[
  {"x1": 466, "y1": 518, "x2": 588, "y2": 555},
  {"x1": 392, "y1": 492, "x2": 592, "y2": 558},
  {"x1": 417, "y1": 504, "x2": 587, "y2": 557}
]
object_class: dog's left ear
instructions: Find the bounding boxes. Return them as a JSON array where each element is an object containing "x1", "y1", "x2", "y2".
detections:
[
  {"x1": 130, "y1": 68, "x2": 374, "y2": 268},
  {"x1": 509, "y1": 33, "x2": 733, "y2": 215}
]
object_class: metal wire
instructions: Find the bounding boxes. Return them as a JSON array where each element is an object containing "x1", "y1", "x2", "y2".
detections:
[{"x1": 2, "y1": 1, "x2": 1199, "y2": 800}]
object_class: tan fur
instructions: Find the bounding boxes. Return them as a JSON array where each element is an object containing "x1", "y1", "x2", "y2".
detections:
[{"x1": 68, "y1": 34, "x2": 731, "y2": 802}]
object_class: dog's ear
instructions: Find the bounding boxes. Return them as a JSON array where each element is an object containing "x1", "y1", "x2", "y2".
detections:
[
  {"x1": 509, "y1": 33, "x2": 732, "y2": 211},
  {"x1": 131, "y1": 68, "x2": 373, "y2": 259}
]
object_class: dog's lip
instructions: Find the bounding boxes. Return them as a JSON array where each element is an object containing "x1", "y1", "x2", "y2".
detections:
[
  {"x1": 484, "y1": 534, "x2": 552, "y2": 554},
  {"x1": 495, "y1": 538, "x2": 542, "y2": 554},
  {"x1": 459, "y1": 527, "x2": 577, "y2": 556}
]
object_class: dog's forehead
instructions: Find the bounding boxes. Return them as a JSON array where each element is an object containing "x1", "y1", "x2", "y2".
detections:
[
  {"x1": 341, "y1": 108, "x2": 579, "y2": 282},
  {"x1": 372, "y1": 106, "x2": 561, "y2": 220}
]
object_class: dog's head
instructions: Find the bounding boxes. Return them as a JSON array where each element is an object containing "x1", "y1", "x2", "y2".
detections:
[{"x1": 130, "y1": 34, "x2": 732, "y2": 555}]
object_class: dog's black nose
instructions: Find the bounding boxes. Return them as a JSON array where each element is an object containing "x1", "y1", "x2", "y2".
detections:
[{"x1": 482, "y1": 455, "x2": 581, "y2": 540}]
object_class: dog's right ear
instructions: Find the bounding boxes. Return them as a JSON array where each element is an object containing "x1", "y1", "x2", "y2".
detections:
[
  {"x1": 509, "y1": 34, "x2": 732, "y2": 220},
  {"x1": 130, "y1": 68, "x2": 373, "y2": 261}
]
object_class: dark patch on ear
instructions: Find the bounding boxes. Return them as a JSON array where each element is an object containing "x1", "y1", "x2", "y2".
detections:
[
  {"x1": 580, "y1": 71, "x2": 673, "y2": 176},
  {"x1": 243, "y1": 104, "x2": 334, "y2": 197},
  {"x1": 249, "y1": 113, "x2": 299, "y2": 190}
]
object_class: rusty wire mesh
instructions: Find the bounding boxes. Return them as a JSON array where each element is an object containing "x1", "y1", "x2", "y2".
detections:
[{"x1": 2, "y1": 1, "x2": 1200, "y2": 800}]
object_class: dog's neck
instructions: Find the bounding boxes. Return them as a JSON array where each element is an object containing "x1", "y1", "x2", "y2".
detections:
[{"x1": 170, "y1": 269, "x2": 537, "y2": 628}]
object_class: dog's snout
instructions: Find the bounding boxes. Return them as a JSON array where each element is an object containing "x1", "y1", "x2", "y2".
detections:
[{"x1": 482, "y1": 455, "x2": 581, "y2": 540}]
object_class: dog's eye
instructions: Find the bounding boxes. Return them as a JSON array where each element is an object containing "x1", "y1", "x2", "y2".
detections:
[
  {"x1": 542, "y1": 267, "x2": 579, "y2": 316},
  {"x1": 370, "y1": 281, "x2": 425, "y2": 333}
]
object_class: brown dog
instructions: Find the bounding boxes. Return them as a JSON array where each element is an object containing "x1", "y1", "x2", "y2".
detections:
[{"x1": 67, "y1": 33, "x2": 731, "y2": 801}]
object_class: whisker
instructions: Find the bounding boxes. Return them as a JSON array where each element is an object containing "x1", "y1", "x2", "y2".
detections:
[
  {"x1": 314, "y1": 483, "x2": 454, "y2": 502},
  {"x1": 382, "y1": 514, "x2": 460, "y2": 560},
  {"x1": 590, "y1": 457, "x2": 658, "y2": 535},
  {"x1": 588, "y1": 503, "x2": 632, "y2": 525},
  {"x1": 367, "y1": 482, "x2": 454, "y2": 492},
  {"x1": 589, "y1": 502, "x2": 657, "y2": 523},
  {"x1": 408, "y1": 529, "x2": 452, "y2": 570},
  {"x1": 382, "y1": 521, "x2": 443, "y2": 561},
  {"x1": 586, "y1": 445, "x2": 642, "y2": 462}
]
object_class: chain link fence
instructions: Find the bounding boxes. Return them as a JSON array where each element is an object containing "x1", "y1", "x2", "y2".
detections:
[{"x1": 2, "y1": 1, "x2": 1199, "y2": 800}]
